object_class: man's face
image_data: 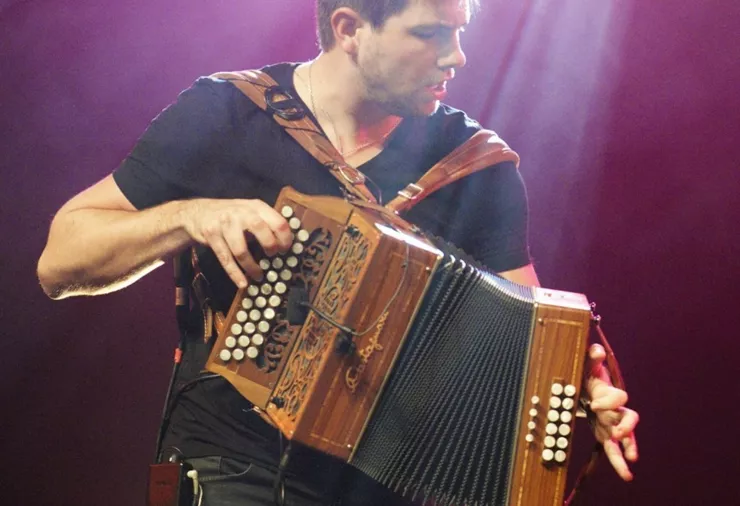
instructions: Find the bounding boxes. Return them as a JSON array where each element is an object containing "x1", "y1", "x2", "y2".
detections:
[{"x1": 356, "y1": 0, "x2": 471, "y2": 117}]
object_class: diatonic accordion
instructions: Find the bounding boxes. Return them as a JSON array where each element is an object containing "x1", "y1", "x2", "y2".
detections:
[{"x1": 205, "y1": 187, "x2": 592, "y2": 506}]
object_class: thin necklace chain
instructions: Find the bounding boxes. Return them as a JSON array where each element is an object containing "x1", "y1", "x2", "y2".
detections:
[{"x1": 298, "y1": 62, "x2": 401, "y2": 158}]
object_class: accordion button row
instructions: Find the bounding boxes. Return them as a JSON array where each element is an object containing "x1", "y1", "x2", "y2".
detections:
[
  {"x1": 540, "y1": 382, "x2": 578, "y2": 465},
  {"x1": 541, "y1": 449, "x2": 567, "y2": 463}
]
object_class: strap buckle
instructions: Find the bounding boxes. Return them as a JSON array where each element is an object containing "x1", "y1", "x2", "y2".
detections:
[
  {"x1": 329, "y1": 162, "x2": 367, "y2": 186},
  {"x1": 265, "y1": 86, "x2": 306, "y2": 121},
  {"x1": 398, "y1": 183, "x2": 424, "y2": 201}
]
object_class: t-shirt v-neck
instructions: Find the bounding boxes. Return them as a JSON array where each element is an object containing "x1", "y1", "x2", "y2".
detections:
[
  {"x1": 265, "y1": 62, "x2": 425, "y2": 206},
  {"x1": 272, "y1": 62, "x2": 395, "y2": 172}
]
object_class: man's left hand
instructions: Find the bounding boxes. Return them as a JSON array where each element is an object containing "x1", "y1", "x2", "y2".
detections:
[{"x1": 584, "y1": 344, "x2": 640, "y2": 481}]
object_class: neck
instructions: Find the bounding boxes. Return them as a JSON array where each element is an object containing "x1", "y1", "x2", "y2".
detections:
[{"x1": 294, "y1": 53, "x2": 401, "y2": 157}]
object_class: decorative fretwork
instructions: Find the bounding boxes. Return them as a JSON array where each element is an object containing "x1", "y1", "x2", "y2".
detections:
[
  {"x1": 262, "y1": 320, "x2": 292, "y2": 373},
  {"x1": 296, "y1": 229, "x2": 333, "y2": 292},
  {"x1": 273, "y1": 227, "x2": 369, "y2": 422}
]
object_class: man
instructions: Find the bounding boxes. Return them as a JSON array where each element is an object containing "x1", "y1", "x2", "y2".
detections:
[{"x1": 37, "y1": 0, "x2": 639, "y2": 504}]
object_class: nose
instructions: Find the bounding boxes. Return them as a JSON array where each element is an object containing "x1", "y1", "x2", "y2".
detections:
[{"x1": 438, "y1": 31, "x2": 467, "y2": 70}]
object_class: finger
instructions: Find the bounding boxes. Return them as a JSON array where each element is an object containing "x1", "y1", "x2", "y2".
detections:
[
  {"x1": 613, "y1": 408, "x2": 639, "y2": 439},
  {"x1": 252, "y1": 202, "x2": 293, "y2": 252},
  {"x1": 603, "y1": 438, "x2": 634, "y2": 482},
  {"x1": 240, "y1": 211, "x2": 282, "y2": 258},
  {"x1": 589, "y1": 343, "x2": 606, "y2": 361},
  {"x1": 622, "y1": 432, "x2": 639, "y2": 462},
  {"x1": 590, "y1": 386, "x2": 628, "y2": 411},
  {"x1": 220, "y1": 213, "x2": 262, "y2": 281},
  {"x1": 586, "y1": 344, "x2": 608, "y2": 380},
  {"x1": 205, "y1": 228, "x2": 248, "y2": 289}
]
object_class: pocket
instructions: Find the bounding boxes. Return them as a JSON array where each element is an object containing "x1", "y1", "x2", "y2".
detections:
[{"x1": 199, "y1": 456, "x2": 254, "y2": 483}]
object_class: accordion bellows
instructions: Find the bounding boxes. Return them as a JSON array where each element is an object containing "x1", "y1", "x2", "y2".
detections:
[{"x1": 206, "y1": 187, "x2": 591, "y2": 506}]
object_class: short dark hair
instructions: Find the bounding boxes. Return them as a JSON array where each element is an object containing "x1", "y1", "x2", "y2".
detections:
[{"x1": 315, "y1": 0, "x2": 478, "y2": 51}]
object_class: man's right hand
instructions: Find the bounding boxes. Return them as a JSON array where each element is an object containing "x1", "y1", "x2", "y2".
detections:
[{"x1": 182, "y1": 198, "x2": 293, "y2": 288}]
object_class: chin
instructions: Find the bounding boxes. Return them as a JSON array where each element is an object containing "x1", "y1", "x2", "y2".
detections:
[{"x1": 397, "y1": 100, "x2": 439, "y2": 118}]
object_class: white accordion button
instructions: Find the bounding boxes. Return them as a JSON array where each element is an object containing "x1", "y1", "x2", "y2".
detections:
[
  {"x1": 544, "y1": 436, "x2": 556, "y2": 448},
  {"x1": 555, "y1": 450, "x2": 567, "y2": 463},
  {"x1": 256, "y1": 297, "x2": 267, "y2": 309},
  {"x1": 292, "y1": 243, "x2": 304, "y2": 255},
  {"x1": 529, "y1": 408, "x2": 538, "y2": 417},
  {"x1": 542, "y1": 449, "x2": 554, "y2": 462},
  {"x1": 547, "y1": 410, "x2": 560, "y2": 422},
  {"x1": 559, "y1": 424, "x2": 572, "y2": 436},
  {"x1": 269, "y1": 295, "x2": 282, "y2": 308},
  {"x1": 232, "y1": 348, "x2": 245, "y2": 361},
  {"x1": 289, "y1": 217, "x2": 301, "y2": 230},
  {"x1": 242, "y1": 298, "x2": 253, "y2": 310},
  {"x1": 551, "y1": 383, "x2": 564, "y2": 396},
  {"x1": 230, "y1": 324, "x2": 242, "y2": 335},
  {"x1": 560, "y1": 411, "x2": 573, "y2": 424},
  {"x1": 259, "y1": 259, "x2": 271, "y2": 271},
  {"x1": 527, "y1": 421, "x2": 536, "y2": 430},
  {"x1": 266, "y1": 270, "x2": 279, "y2": 283},
  {"x1": 564, "y1": 384, "x2": 577, "y2": 397},
  {"x1": 238, "y1": 335, "x2": 250, "y2": 348},
  {"x1": 286, "y1": 256, "x2": 298, "y2": 268},
  {"x1": 247, "y1": 285, "x2": 259, "y2": 297},
  {"x1": 531, "y1": 396, "x2": 540, "y2": 405},
  {"x1": 557, "y1": 437, "x2": 569, "y2": 449},
  {"x1": 272, "y1": 257, "x2": 284, "y2": 269},
  {"x1": 296, "y1": 229, "x2": 309, "y2": 242},
  {"x1": 281, "y1": 206, "x2": 294, "y2": 218},
  {"x1": 525, "y1": 434, "x2": 534, "y2": 443},
  {"x1": 261, "y1": 284, "x2": 272, "y2": 295},
  {"x1": 275, "y1": 282, "x2": 287, "y2": 295},
  {"x1": 546, "y1": 423, "x2": 558, "y2": 435},
  {"x1": 550, "y1": 397, "x2": 562, "y2": 409},
  {"x1": 263, "y1": 308, "x2": 276, "y2": 320},
  {"x1": 236, "y1": 311, "x2": 247, "y2": 323},
  {"x1": 219, "y1": 349, "x2": 232, "y2": 362},
  {"x1": 244, "y1": 322, "x2": 256, "y2": 334},
  {"x1": 225, "y1": 336, "x2": 237, "y2": 349},
  {"x1": 258, "y1": 321, "x2": 270, "y2": 334},
  {"x1": 280, "y1": 269, "x2": 292, "y2": 281},
  {"x1": 249, "y1": 310, "x2": 261, "y2": 321},
  {"x1": 252, "y1": 334, "x2": 265, "y2": 346},
  {"x1": 562, "y1": 398, "x2": 575, "y2": 411},
  {"x1": 247, "y1": 347, "x2": 259, "y2": 359}
]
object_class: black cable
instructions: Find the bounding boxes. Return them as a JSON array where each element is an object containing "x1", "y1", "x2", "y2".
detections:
[
  {"x1": 299, "y1": 240, "x2": 409, "y2": 339},
  {"x1": 273, "y1": 435, "x2": 293, "y2": 506}
]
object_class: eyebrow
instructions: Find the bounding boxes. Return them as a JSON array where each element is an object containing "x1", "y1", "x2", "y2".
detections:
[{"x1": 412, "y1": 22, "x2": 468, "y2": 32}]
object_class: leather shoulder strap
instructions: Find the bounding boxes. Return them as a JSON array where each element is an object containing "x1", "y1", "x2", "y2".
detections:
[
  {"x1": 385, "y1": 130, "x2": 520, "y2": 214},
  {"x1": 210, "y1": 70, "x2": 378, "y2": 204}
]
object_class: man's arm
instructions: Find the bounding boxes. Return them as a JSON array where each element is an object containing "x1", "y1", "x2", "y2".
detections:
[
  {"x1": 37, "y1": 175, "x2": 293, "y2": 299},
  {"x1": 497, "y1": 263, "x2": 540, "y2": 287}
]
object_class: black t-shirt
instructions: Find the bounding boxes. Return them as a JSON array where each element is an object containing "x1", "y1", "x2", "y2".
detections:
[{"x1": 113, "y1": 63, "x2": 531, "y2": 502}]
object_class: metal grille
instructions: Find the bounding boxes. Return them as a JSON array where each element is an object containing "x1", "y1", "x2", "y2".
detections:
[{"x1": 351, "y1": 244, "x2": 536, "y2": 506}]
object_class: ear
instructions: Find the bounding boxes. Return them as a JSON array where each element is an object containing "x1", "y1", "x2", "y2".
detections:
[{"x1": 329, "y1": 7, "x2": 368, "y2": 55}]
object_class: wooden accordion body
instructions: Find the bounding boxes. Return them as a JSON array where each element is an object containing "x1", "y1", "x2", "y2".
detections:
[{"x1": 205, "y1": 187, "x2": 592, "y2": 506}]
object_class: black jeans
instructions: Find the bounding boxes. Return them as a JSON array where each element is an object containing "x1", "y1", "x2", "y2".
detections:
[
  {"x1": 185, "y1": 456, "x2": 333, "y2": 506},
  {"x1": 184, "y1": 456, "x2": 416, "y2": 506}
]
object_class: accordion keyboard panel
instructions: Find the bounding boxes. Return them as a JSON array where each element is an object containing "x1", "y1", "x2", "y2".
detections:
[{"x1": 205, "y1": 189, "x2": 354, "y2": 408}]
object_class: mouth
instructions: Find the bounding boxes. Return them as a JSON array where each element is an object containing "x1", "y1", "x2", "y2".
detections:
[{"x1": 425, "y1": 81, "x2": 448, "y2": 101}]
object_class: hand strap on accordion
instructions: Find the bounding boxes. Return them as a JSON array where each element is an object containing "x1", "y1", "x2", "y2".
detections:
[
  {"x1": 564, "y1": 311, "x2": 627, "y2": 506},
  {"x1": 385, "y1": 129, "x2": 520, "y2": 214},
  {"x1": 211, "y1": 70, "x2": 379, "y2": 205}
]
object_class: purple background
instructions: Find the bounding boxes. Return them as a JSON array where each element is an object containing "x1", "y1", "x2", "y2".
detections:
[{"x1": 2, "y1": 1, "x2": 739, "y2": 505}]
